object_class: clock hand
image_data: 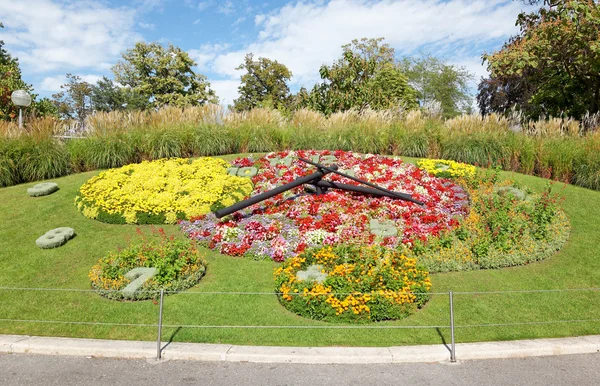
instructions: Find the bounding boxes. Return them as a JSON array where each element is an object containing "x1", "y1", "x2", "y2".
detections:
[
  {"x1": 214, "y1": 165, "x2": 338, "y2": 218},
  {"x1": 298, "y1": 157, "x2": 425, "y2": 206}
]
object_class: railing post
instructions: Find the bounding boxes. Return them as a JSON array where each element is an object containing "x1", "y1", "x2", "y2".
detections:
[
  {"x1": 156, "y1": 289, "x2": 164, "y2": 360},
  {"x1": 449, "y1": 290, "x2": 456, "y2": 362}
]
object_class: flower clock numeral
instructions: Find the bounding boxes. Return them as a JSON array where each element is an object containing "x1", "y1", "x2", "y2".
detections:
[
  {"x1": 121, "y1": 267, "x2": 157, "y2": 299},
  {"x1": 228, "y1": 166, "x2": 259, "y2": 177},
  {"x1": 369, "y1": 218, "x2": 398, "y2": 237},
  {"x1": 268, "y1": 156, "x2": 294, "y2": 166}
]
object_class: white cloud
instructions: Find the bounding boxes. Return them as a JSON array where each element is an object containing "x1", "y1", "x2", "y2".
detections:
[
  {"x1": 138, "y1": 22, "x2": 155, "y2": 30},
  {"x1": 189, "y1": 43, "x2": 231, "y2": 72},
  {"x1": 233, "y1": 17, "x2": 246, "y2": 26},
  {"x1": 209, "y1": 79, "x2": 240, "y2": 106},
  {"x1": 197, "y1": 1, "x2": 212, "y2": 11},
  {"x1": 40, "y1": 74, "x2": 103, "y2": 93},
  {"x1": 0, "y1": 0, "x2": 141, "y2": 73},
  {"x1": 202, "y1": 0, "x2": 528, "y2": 91},
  {"x1": 254, "y1": 14, "x2": 266, "y2": 25},
  {"x1": 218, "y1": 0, "x2": 235, "y2": 15}
]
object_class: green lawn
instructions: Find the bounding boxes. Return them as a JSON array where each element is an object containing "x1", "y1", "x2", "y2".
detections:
[{"x1": 1, "y1": 155, "x2": 600, "y2": 346}]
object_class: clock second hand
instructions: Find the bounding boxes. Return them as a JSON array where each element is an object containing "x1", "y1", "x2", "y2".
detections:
[{"x1": 298, "y1": 157, "x2": 425, "y2": 206}]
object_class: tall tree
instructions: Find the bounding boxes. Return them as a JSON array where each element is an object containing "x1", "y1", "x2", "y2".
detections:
[
  {"x1": 112, "y1": 42, "x2": 218, "y2": 108},
  {"x1": 302, "y1": 38, "x2": 417, "y2": 114},
  {"x1": 233, "y1": 53, "x2": 292, "y2": 111},
  {"x1": 478, "y1": 0, "x2": 600, "y2": 119},
  {"x1": 90, "y1": 77, "x2": 149, "y2": 112},
  {"x1": 399, "y1": 55, "x2": 474, "y2": 118},
  {"x1": 52, "y1": 74, "x2": 93, "y2": 123}
]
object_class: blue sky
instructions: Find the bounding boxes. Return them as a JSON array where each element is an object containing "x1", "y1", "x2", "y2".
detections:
[{"x1": 0, "y1": 0, "x2": 532, "y2": 105}]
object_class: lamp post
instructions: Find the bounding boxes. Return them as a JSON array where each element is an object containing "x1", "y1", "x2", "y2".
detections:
[{"x1": 11, "y1": 90, "x2": 32, "y2": 129}]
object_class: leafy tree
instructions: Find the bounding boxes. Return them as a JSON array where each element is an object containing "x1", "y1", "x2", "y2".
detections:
[
  {"x1": 478, "y1": 0, "x2": 600, "y2": 119},
  {"x1": 52, "y1": 74, "x2": 93, "y2": 123},
  {"x1": 0, "y1": 22, "x2": 35, "y2": 120},
  {"x1": 301, "y1": 38, "x2": 417, "y2": 114},
  {"x1": 399, "y1": 55, "x2": 474, "y2": 118},
  {"x1": 233, "y1": 53, "x2": 292, "y2": 111},
  {"x1": 112, "y1": 42, "x2": 218, "y2": 108},
  {"x1": 0, "y1": 21, "x2": 57, "y2": 121},
  {"x1": 91, "y1": 77, "x2": 149, "y2": 112}
]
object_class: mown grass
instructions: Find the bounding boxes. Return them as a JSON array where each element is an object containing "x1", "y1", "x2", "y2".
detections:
[{"x1": 1, "y1": 156, "x2": 600, "y2": 346}]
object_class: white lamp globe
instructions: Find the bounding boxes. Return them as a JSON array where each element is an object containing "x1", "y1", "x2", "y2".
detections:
[{"x1": 11, "y1": 90, "x2": 32, "y2": 107}]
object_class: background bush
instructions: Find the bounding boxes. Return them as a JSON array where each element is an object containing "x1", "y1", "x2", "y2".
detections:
[{"x1": 1, "y1": 107, "x2": 600, "y2": 191}]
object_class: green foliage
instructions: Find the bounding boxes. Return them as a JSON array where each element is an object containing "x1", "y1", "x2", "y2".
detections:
[
  {"x1": 405, "y1": 176, "x2": 569, "y2": 272},
  {"x1": 91, "y1": 77, "x2": 149, "y2": 112},
  {"x1": 0, "y1": 22, "x2": 35, "y2": 122},
  {"x1": 399, "y1": 55, "x2": 474, "y2": 118},
  {"x1": 112, "y1": 42, "x2": 218, "y2": 108},
  {"x1": 52, "y1": 74, "x2": 93, "y2": 123},
  {"x1": 300, "y1": 38, "x2": 418, "y2": 114},
  {"x1": 479, "y1": 0, "x2": 600, "y2": 119},
  {"x1": 89, "y1": 229, "x2": 207, "y2": 300},
  {"x1": 0, "y1": 137, "x2": 69, "y2": 186},
  {"x1": 233, "y1": 54, "x2": 292, "y2": 112}
]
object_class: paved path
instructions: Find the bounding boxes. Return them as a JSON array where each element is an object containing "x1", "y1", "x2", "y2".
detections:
[
  {"x1": 2, "y1": 334, "x2": 600, "y2": 364},
  {"x1": 2, "y1": 352, "x2": 600, "y2": 386}
]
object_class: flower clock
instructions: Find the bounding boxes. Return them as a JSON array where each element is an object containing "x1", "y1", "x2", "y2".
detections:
[{"x1": 181, "y1": 150, "x2": 470, "y2": 262}]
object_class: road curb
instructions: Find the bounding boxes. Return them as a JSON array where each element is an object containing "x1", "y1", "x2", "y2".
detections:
[{"x1": 1, "y1": 334, "x2": 599, "y2": 364}]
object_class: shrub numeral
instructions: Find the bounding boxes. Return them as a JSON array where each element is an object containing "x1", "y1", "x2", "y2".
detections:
[
  {"x1": 369, "y1": 219, "x2": 398, "y2": 237},
  {"x1": 122, "y1": 267, "x2": 158, "y2": 299},
  {"x1": 228, "y1": 167, "x2": 259, "y2": 177}
]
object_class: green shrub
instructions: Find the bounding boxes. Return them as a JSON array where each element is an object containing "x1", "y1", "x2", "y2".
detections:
[{"x1": 89, "y1": 228, "x2": 207, "y2": 301}]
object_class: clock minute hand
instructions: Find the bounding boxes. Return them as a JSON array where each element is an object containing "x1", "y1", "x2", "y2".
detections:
[
  {"x1": 214, "y1": 165, "x2": 338, "y2": 219},
  {"x1": 298, "y1": 157, "x2": 425, "y2": 206}
]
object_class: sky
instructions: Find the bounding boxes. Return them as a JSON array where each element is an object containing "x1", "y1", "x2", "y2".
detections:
[{"x1": 0, "y1": 0, "x2": 532, "y2": 106}]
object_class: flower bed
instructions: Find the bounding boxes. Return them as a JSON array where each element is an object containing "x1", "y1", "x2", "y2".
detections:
[
  {"x1": 181, "y1": 150, "x2": 470, "y2": 261},
  {"x1": 403, "y1": 175, "x2": 571, "y2": 272},
  {"x1": 76, "y1": 158, "x2": 253, "y2": 224},
  {"x1": 89, "y1": 229, "x2": 206, "y2": 300},
  {"x1": 274, "y1": 246, "x2": 431, "y2": 322},
  {"x1": 417, "y1": 159, "x2": 476, "y2": 179}
]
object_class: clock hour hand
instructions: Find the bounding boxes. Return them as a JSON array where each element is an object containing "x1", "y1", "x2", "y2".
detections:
[
  {"x1": 214, "y1": 165, "x2": 338, "y2": 219},
  {"x1": 298, "y1": 157, "x2": 424, "y2": 206}
]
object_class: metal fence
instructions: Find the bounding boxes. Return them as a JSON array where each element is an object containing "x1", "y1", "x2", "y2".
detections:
[{"x1": 1, "y1": 286, "x2": 599, "y2": 361}]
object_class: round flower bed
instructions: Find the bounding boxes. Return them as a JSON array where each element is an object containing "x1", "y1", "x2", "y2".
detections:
[
  {"x1": 274, "y1": 246, "x2": 431, "y2": 322},
  {"x1": 76, "y1": 158, "x2": 253, "y2": 224},
  {"x1": 89, "y1": 229, "x2": 206, "y2": 300},
  {"x1": 181, "y1": 150, "x2": 470, "y2": 261}
]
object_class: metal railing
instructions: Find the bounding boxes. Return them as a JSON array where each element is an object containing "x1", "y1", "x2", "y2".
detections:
[{"x1": 1, "y1": 286, "x2": 599, "y2": 361}]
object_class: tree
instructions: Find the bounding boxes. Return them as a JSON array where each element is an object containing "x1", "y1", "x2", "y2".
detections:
[
  {"x1": 399, "y1": 55, "x2": 474, "y2": 118},
  {"x1": 233, "y1": 54, "x2": 292, "y2": 111},
  {"x1": 52, "y1": 74, "x2": 93, "y2": 123},
  {"x1": 478, "y1": 0, "x2": 600, "y2": 119},
  {"x1": 91, "y1": 77, "x2": 149, "y2": 112},
  {"x1": 0, "y1": 21, "x2": 57, "y2": 121},
  {"x1": 112, "y1": 42, "x2": 218, "y2": 108},
  {"x1": 0, "y1": 22, "x2": 35, "y2": 121},
  {"x1": 301, "y1": 38, "x2": 418, "y2": 114}
]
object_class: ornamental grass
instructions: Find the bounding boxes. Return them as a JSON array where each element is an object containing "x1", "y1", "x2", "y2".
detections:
[{"x1": 1, "y1": 107, "x2": 600, "y2": 190}]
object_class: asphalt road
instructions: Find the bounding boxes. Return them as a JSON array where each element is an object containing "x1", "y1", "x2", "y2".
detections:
[{"x1": 1, "y1": 352, "x2": 600, "y2": 386}]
